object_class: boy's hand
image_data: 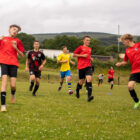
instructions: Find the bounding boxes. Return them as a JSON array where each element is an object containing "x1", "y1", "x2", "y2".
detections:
[
  {"x1": 63, "y1": 60, "x2": 68, "y2": 63},
  {"x1": 12, "y1": 41, "x2": 18, "y2": 50},
  {"x1": 83, "y1": 54, "x2": 88, "y2": 58},
  {"x1": 39, "y1": 65, "x2": 44, "y2": 71},
  {"x1": 25, "y1": 67, "x2": 29, "y2": 72},
  {"x1": 0, "y1": 36, "x2": 4, "y2": 40},
  {"x1": 116, "y1": 62, "x2": 122, "y2": 67}
]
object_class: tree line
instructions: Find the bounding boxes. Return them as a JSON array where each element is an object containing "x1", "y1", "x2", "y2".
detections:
[{"x1": 17, "y1": 32, "x2": 132, "y2": 57}]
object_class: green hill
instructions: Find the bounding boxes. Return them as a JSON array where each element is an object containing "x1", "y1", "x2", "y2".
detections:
[{"x1": 31, "y1": 32, "x2": 140, "y2": 47}]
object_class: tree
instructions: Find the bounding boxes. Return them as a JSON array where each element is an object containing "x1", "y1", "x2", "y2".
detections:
[{"x1": 16, "y1": 33, "x2": 35, "y2": 51}]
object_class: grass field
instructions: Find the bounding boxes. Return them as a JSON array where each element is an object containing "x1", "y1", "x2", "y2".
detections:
[{"x1": 0, "y1": 78, "x2": 140, "y2": 140}]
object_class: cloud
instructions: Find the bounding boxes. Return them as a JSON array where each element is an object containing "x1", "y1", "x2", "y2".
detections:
[{"x1": 0, "y1": 0, "x2": 140, "y2": 35}]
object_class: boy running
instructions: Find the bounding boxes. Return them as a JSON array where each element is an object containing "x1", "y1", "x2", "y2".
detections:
[
  {"x1": 116, "y1": 34, "x2": 140, "y2": 109},
  {"x1": 57, "y1": 46, "x2": 75, "y2": 95},
  {"x1": 98, "y1": 74, "x2": 104, "y2": 86},
  {"x1": 0, "y1": 24, "x2": 24, "y2": 112},
  {"x1": 108, "y1": 66, "x2": 115, "y2": 90},
  {"x1": 25, "y1": 40, "x2": 46, "y2": 96},
  {"x1": 73, "y1": 36, "x2": 94, "y2": 102}
]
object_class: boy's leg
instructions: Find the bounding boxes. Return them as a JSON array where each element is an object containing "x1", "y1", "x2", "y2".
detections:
[
  {"x1": 1, "y1": 75, "x2": 8, "y2": 111},
  {"x1": 32, "y1": 78, "x2": 40, "y2": 96},
  {"x1": 10, "y1": 77, "x2": 17, "y2": 103},
  {"x1": 128, "y1": 81, "x2": 139, "y2": 100},
  {"x1": 67, "y1": 76, "x2": 73, "y2": 94},
  {"x1": 86, "y1": 75, "x2": 93, "y2": 102},
  {"x1": 29, "y1": 73, "x2": 36, "y2": 91},
  {"x1": 66, "y1": 70, "x2": 73, "y2": 94},
  {"x1": 1, "y1": 64, "x2": 9, "y2": 111},
  {"x1": 76, "y1": 79, "x2": 84, "y2": 98},
  {"x1": 76, "y1": 69, "x2": 85, "y2": 98},
  {"x1": 110, "y1": 80, "x2": 114, "y2": 90},
  {"x1": 32, "y1": 71, "x2": 41, "y2": 96},
  {"x1": 58, "y1": 71, "x2": 65, "y2": 91}
]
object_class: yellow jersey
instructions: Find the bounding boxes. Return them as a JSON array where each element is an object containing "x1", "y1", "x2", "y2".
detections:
[{"x1": 57, "y1": 53, "x2": 71, "y2": 71}]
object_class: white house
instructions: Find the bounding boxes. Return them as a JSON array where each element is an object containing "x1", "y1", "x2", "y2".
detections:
[{"x1": 40, "y1": 49, "x2": 62, "y2": 58}]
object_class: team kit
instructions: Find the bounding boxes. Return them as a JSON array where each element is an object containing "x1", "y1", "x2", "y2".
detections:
[{"x1": 0, "y1": 24, "x2": 140, "y2": 112}]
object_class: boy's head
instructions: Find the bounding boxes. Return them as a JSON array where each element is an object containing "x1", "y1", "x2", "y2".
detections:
[
  {"x1": 110, "y1": 66, "x2": 113, "y2": 70},
  {"x1": 9, "y1": 24, "x2": 21, "y2": 37},
  {"x1": 62, "y1": 46, "x2": 68, "y2": 53},
  {"x1": 83, "y1": 36, "x2": 91, "y2": 47},
  {"x1": 33, "y1": 40, "x2": 40, "y2": 50},
  {"x1": 120, "y1": 34, "x2": 133, "y2": 47}
]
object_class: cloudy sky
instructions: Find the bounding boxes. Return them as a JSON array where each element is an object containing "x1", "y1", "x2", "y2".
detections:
[{"x1": 0, "y1": 0, "x2": 140, "y2": 35}]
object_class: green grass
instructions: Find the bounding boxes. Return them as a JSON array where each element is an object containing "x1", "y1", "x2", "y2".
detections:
[{"x1": 0, "y1": 79, "x2": 140, "y2": 140}]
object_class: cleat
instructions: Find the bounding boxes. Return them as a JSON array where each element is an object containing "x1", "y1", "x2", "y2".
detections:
[
  {"x1": 32, "y1": 93, "x2": 36, "y2": 96},
  {"x1": 58, "y1": 86, "x2": 62, "y2": 91},
  {"x1": 69, "y1": 90, "x2": 73, "y2": 95},
  {"x1": 11, "y1": 94, "x2": 15, "y2": 104},
  {"x1": 133, "y1": 101, "x2": 140, "y2": 109},
  {"x1": 1, "y1": 105, "x2": 7, "y2": 112},
  {"x1": 88, "y1": 96, "x2": 94, "y2": 102}
]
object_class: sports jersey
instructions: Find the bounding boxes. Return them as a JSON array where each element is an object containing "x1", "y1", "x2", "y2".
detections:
[
  {"x1": 108, "y1": 70, "x2": 115, "y2": 79},
  {"x1": 74, "y1": 45, "x2": 92, "y2": 70},
  {"x1": 57, "y1": 53, "x2": 71, "y2": 71},
  {"x1": 27, "y1": 50, "x2": 45, "y2": 71},
  {"x1": 0, "y1": 36, "x2": 24, "y2": 67},
  {"x1": 123, "y1": 43, "x2": 140, "y2": 74}
]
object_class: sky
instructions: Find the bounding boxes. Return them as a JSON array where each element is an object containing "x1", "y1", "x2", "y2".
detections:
[{"x1": 0, "y1": 0, "x2": 140, "y2": 35}]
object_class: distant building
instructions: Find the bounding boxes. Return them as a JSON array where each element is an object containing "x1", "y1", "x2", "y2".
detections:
[{"x1": 40, "y1": 49, "x2": 62, "y2": 58}]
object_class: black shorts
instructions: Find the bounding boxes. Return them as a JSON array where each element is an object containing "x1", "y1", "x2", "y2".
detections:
[
  {"x1": 1, "y1": 64, "x2": 18, "y2": 77},
  {"x1": 78, "y1": 67, "x2": 93, "y2": 79},
  {"x1": 99, "y1": 79, "x2": 103, "y2": 83},
  {"x1": 129, "y1": 73, "x2": 140, "y2": 83},
  {"x1": 108, "y1": 78, "x2": 114, "y2": 83},
  {"x1": 29, "y1": 70, "x2": 41, "y2": 78}
]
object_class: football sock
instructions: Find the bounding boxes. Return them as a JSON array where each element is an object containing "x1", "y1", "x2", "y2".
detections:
[
  {"x1": 111, "y1": 84, "x2": 113, "y2": 89},
  {"x1": 1, "y1": 92, "x2": 6, "y2": 105},
  {"x1": 129, "y1": 89, "x2": 139, "y2": 103},
  {"x1": 32, "y1": 84, "x2": 39, "y2": 95},
  {"x1": 68, "y1": 82, "x2": 71, "y2": 92},
  {"x1": 30, "y1": 81, "x2": 34, "y2": 91},
  {"x1": 86, "y1": 82, "x2": 92, "y2": 97}
]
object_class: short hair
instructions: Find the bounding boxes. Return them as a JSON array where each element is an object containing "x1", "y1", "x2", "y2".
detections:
[
  {"x1": 34, "y1": 40, "x2": 40, "y2": 43},
  {"x1": 83, "y1": 36, "x2": 91, "y2": 40},
  {"x1": 62, "y1": 45, "x2": 67, "y2": 50},
  {"x1": 9, "y1": 24, "x2": 21, "y2": 32},
  {"x1": 120, "y1": 34, "x2": 133, "y2": 42}
]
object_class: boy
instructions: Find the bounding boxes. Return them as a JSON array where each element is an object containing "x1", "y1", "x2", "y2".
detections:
[
  {"x1": 0, "y1": 24, "x2": 24, "y2": 111},
  {"x1": 73, "y1": 36, "x2": 94, "y2": 102},
  {"x1": 57, "y1": 46, "x2": 75, "y2": 95},
  {"x1": 25, "y1": 40, "x2": 46, "y2": 96},
  {"x1": 116, "y1": 34, "x2": 140, "y2": 109},
  {"x1": 108, "y1": 66, "x2": 115, "y2": 90}
]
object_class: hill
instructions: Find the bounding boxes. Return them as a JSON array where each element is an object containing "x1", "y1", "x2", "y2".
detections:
[
  {"x1": 32, "y1": 32, "x2": 140, "y2": 47},
  {"x1": 32, "y1": 32, "x2": 118, "y2": 46}
]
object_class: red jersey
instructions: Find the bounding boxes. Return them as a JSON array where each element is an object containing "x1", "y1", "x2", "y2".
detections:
[
  {"x1": 0, "y1": 36, "x2": 24, "y2": 67},
  {"x1": 74, "y1": 45, "x2": 92, "y2": 70},
  {"x1": 108, "y1": 69, "x2": 115, "y2": 79},
  {"x1": 123, "y1": 43, "x2": 140, "y2": 74}
]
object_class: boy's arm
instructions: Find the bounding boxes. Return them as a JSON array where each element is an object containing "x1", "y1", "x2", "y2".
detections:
[
  {"x1": 116, "y1": 61, "x2": 127, "y2": 67},
  {"x1": 12, "y1": 41, "x2": 23, "y2": 57},
  {"x1": 70, "y1": 60, "x2": 75, "y2": 65},
  {"x1": 39, "y1": 59, "x2": 46, "y2": 71},
  {"x1": 25, "y1": 59, "x2": 29, "y2": 72}
]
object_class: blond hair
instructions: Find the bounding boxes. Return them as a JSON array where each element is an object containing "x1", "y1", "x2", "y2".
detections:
[{"x1": 120, "y1": 34, "x2": 133, "y2": 42}]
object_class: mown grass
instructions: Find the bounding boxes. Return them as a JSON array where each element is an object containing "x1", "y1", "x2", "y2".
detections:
[{"x1": 0, "y1": 76, "x2": 140, "y2": 140}]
